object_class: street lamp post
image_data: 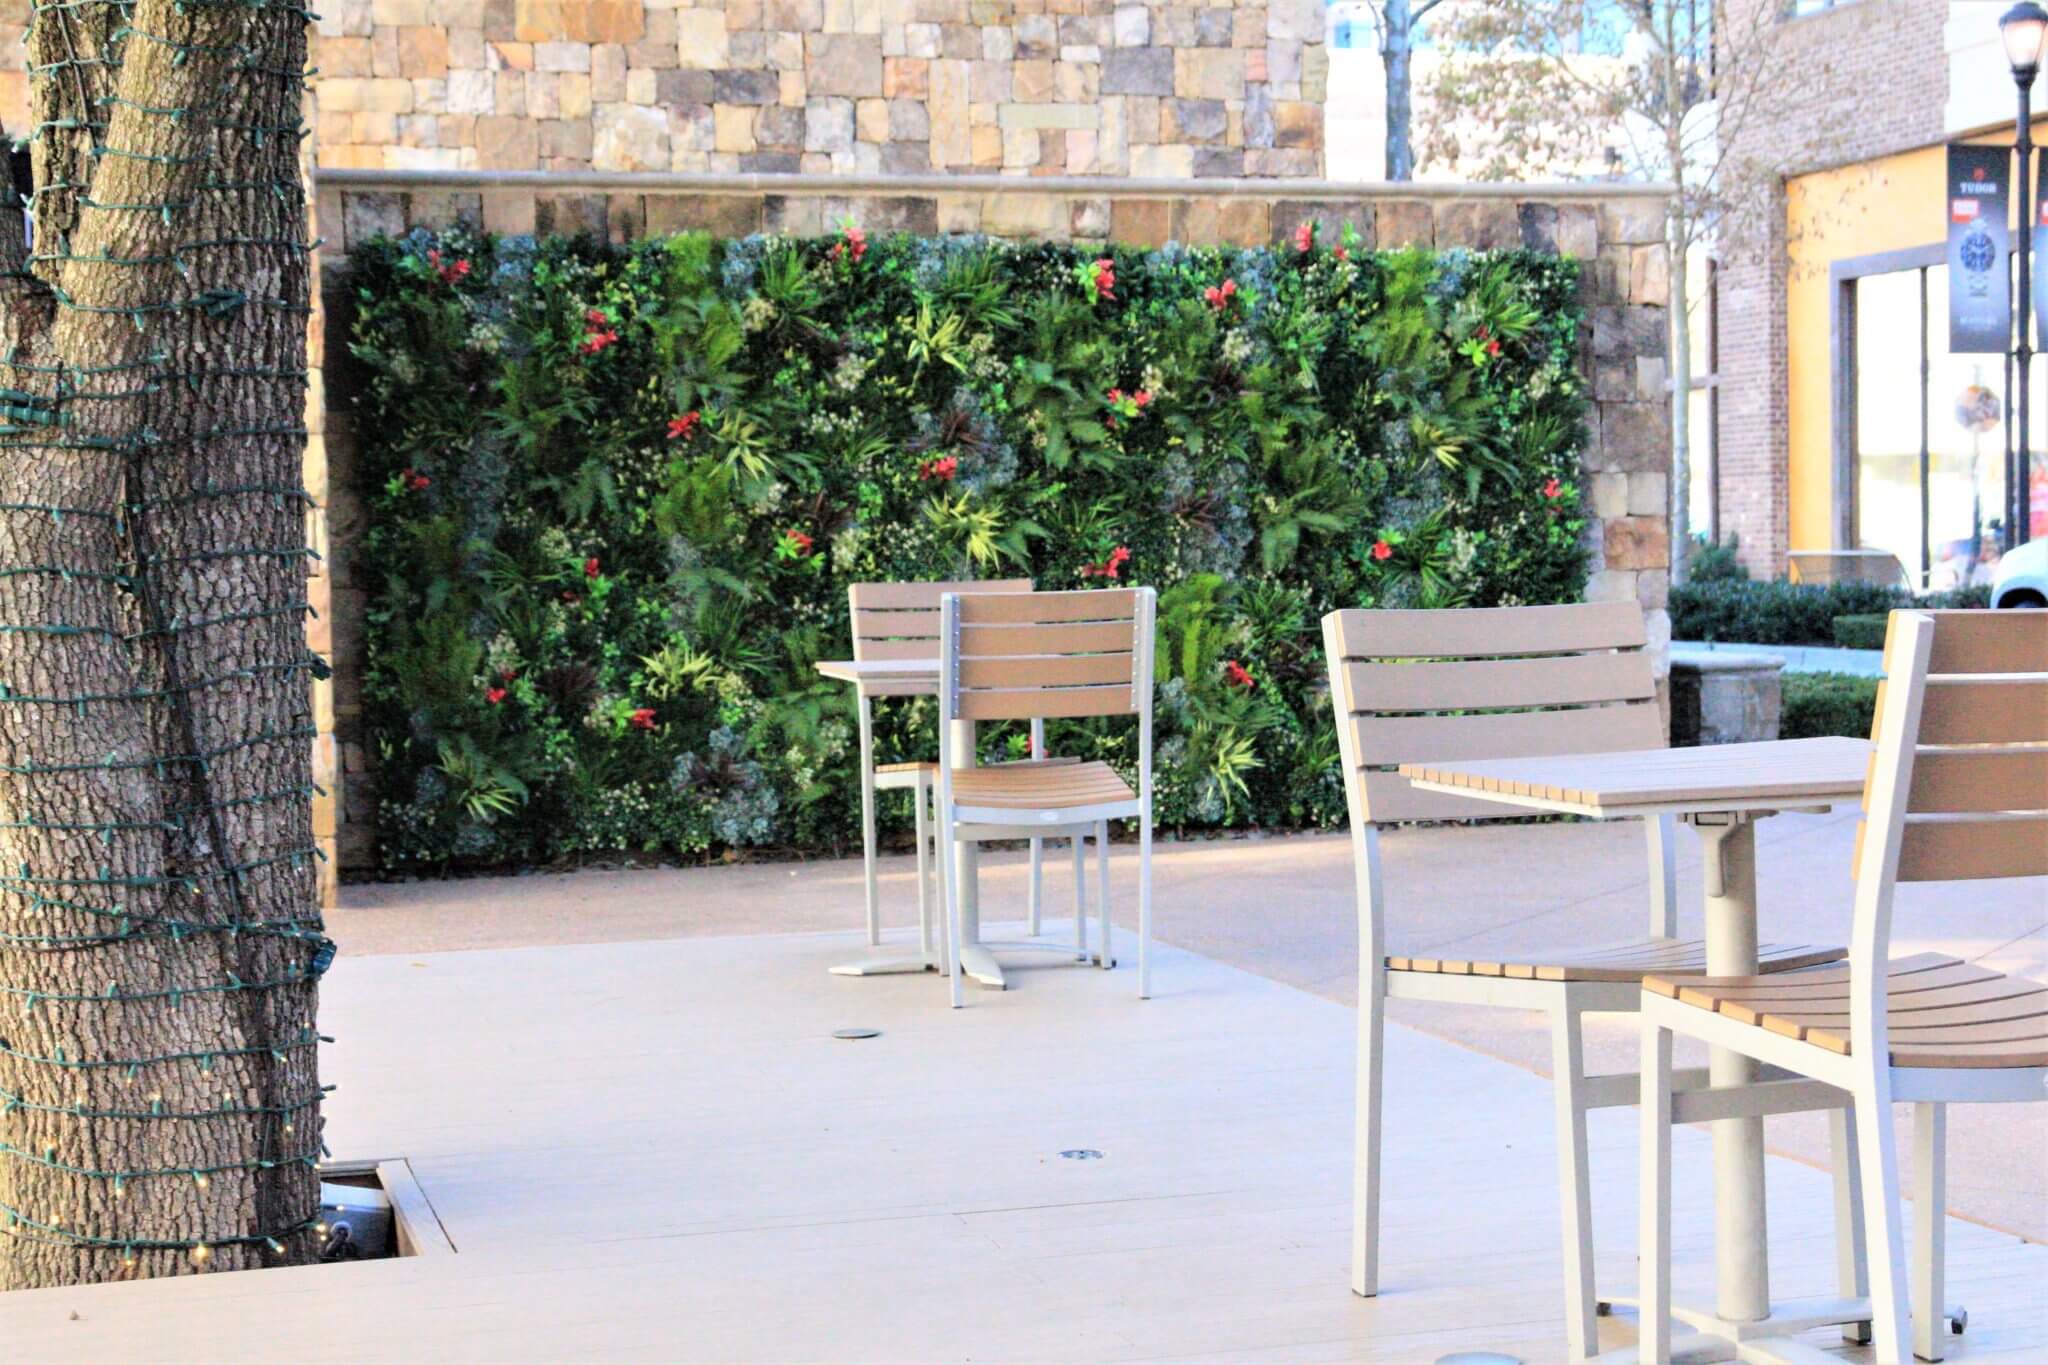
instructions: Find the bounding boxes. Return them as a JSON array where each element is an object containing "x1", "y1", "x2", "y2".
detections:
[{"x1": 2001, "y1": 1, "x2": 2048, "y2": 547}]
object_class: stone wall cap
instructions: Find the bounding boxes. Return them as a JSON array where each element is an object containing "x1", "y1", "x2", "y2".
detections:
[
  {"x1": 315, "y1": 168, "x2": 1676, "y2": 203},
  {"x1": 1670, "y1": 646, "x2": 1787, "y2": 674}
]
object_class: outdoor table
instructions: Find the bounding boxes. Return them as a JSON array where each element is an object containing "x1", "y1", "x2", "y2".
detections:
[
  {"x1": 1398, "y1": 735, "x2": 1877, "y2": 1362},
  {"x1": 814, "y1": 657, "x2": 1012, "y2": 988}
]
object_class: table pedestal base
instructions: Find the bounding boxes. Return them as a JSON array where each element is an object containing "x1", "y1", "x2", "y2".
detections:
[
  {"x1": 1595, "y1": 1294, "x2": 1964, "y2": 1363},
  {"x1": 827, "y1": 950, "x2": 939, "y2": 977}
]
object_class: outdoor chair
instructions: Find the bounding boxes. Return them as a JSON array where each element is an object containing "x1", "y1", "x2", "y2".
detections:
[
  {"x1": 849, "y1": 579, "x2": 1077, "y2": 965},
  {"x1": 1323, "y1": 601, "x2": 1848, "y2": 1360},
  {"x1": 1638, "y1": 608, "x2": 2048, "y2": 1363},
  {"x1": 936, "y1": 587, "x2": 1156, "y2": 1007}
]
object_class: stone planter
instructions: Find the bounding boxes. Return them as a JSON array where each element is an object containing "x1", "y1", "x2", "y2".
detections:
[{"x1": 1669, "y1": 647, "x2": 1783, "y2": 746}]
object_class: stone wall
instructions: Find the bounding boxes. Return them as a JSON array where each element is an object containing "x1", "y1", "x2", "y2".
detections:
[
  {"x1": 307, "y1": 172, "x2": 1673, "y2": 878},
  {"x1": 280, "y1": 0, "x2": 1331, "y2": 179}
]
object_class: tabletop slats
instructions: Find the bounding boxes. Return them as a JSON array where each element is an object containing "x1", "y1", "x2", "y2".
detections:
[{"x1": 1397, "y1": 736, "x2": 1874, "y2": 816}]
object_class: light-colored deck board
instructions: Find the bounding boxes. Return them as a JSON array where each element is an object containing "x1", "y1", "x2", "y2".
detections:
[{"x1": 1, "y1": 928, "x2": 2040, "y2": 1362}]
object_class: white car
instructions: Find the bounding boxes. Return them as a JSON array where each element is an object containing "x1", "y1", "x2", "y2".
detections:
[{"x1": 1992, "y1": 535, "x2": 2048, "y2": 608}]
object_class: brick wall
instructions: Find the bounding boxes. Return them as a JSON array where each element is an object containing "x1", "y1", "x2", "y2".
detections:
[
  {"x1": 1714, "y1": 0, "x2": 1948, "y2": 578},
  {"x1": 307, "y1": 173, "x2": 1674, "y2": 875},
  {"x1": 288, "y1": 0, "x2": 1329, "y2": 179}
]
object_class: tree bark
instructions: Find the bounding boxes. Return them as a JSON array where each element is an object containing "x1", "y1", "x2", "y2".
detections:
[
  {"x1": 1662, "y1": 8, "x2": 1692, "y2": 586},
  {"x1": 1382, "y1": 0, "x2": 1416, "y2": 182},
  {"x1": 0, "y1": 0, "x2": 324, "y2": 1289}
]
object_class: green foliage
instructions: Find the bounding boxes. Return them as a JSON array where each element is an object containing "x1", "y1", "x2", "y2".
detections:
[
  {"x1": 1781, "y1": 672, "x2": 1880, "y2": 741},
  {"x1": 1829, "y1": 614, "x2": 1889, "y2": 651},
  {"x1": 1687, "y1": 534, "x2": 1749, "y2": 583},
  {"x1": 349, "y1": 226, "x2": 1594, "y2": 868},
  {"x1": 1671, "y1": 580, "x2": 1992, "y2": 647}
]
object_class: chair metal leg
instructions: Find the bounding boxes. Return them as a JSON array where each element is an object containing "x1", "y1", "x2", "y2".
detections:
[
  {"x1": 1912, "y1": 1102, "x2": 1948, "y2": 1363},
  {"x1": 1550, "y1": 1002, "x2": 1599, "y2": 1360},
  {"x1": 1637, "y1": 1017, "x2": 1673, "y2": 1365},
  {"x1": 1831, "y1": 1106, "x2": 1872, "y2": 1345},
  {"x1": 1094, "y1": 820, "x2": 1110, "y2": 969},
  {"x1": 1353, "y1": 953, "x2": 1385, "y2": 1299},
  {"x1": 1137, "y1": 808, "x2": 1152, "y2": 999},
  {"x1": 913, "y1": 775, "x2": 933, "y2": 959},
  {"x1": 1028, "y1": 838, "x2": 1043, "y2": 936},
  {"x1": 856, "y1": 695, "x2": 881, "y2": 947},
  {"x1": 1852, "y1": 1081, "x2": 1913, "y2": 1363},
  {"x1": 939, "y1": 796, "x2": 963, "y2": 1010},
  {"x1": 1071, "y1": 836, "x2": 1088, "y2": 962}
]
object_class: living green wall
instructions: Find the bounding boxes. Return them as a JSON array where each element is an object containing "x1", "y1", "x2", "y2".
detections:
[{"x1": 348, "y1": 225, "x2": 1591, "y2": 869}]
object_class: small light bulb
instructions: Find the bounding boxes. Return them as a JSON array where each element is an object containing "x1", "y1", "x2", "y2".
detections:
[
  {"x1": 192, "y1": 1172, "x2": 209, "y2": 1190},
  {"x1": 281, "y1": 1123, "x2": 293, "y2": 1135},
  {"x1": 189, "y1": 1243, "x2": 210, "y2": 1265}
]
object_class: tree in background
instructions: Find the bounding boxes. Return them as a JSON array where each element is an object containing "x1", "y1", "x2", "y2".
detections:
[
  {"x1": 1421, "y1": 0, "x2": 1807, "y2": 583},
  {"x1": 1349, "y1": 0, "x2": 1453, "y2": 181},
  {"x1": 0, "y1": 0, "x2": 327, "y2": 1288}
]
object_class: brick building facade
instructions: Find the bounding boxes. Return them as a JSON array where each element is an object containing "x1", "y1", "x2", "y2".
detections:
[{"x1": 1714, "y1": 0, "x2": 1950, "y2": 577}]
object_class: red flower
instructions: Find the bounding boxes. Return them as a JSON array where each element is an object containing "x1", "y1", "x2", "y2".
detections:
[
  {"x1": 1133, "y1": 390, "x2": 1151, "y2": 408},
  {"x1": 560, "y1": 590, "x2": 581, "y2": 605},
  {"x1": 630, "y1": 707, "x2": 658, "y2": 731},
  {"x1": 485, "y1": 686, "x2": 507, "y2": 705},
  {"x1": 500, "y1": 668, "x2": 518, "y2": 682},
  {"x1": 1334, "y1": 246, "x2": 1350, "y2": 263},
  {"x1": 1203, "y1": 278, "x2": 1239, "y2": 311},
  {"x1": 1294, "y1": 222, "x2": 1314, "y2": 253},
  {"x1": 1542, "y1": 477, "x2": 1563, "y2": 500},
  {"x1": 1080, "y1": 545, "x2": 1132, "y2": 580},
  {"x1": 1223, "y1": 660, "x2": 1256, "y2": 690},
  {"x1": 1092, "y1": 257, "x2": 1116, "y2": 300},
  {"x1": 579, "y1": 307, "x2": 619, "y2": 356},
  {"x1": 400, "y1": 467, "x2": 431, "y2": 492},
  {"x1": 919, "y1": 455, "x2": 958, "y2": 482},
  {"x1": 667, "y1": 411, "x2": 702, "y2": 442},
  {"x1": 784, "y1": 529, "x2": 815, "y2": 557},
  {"x1": 584, "y1": 556, "x2": 602, "y2": 579},
  {"x1": 831, "y1": 224, "x2": 868, "y2": 265},
  {"x1": 1371, "y1": 539, "x2": 1394, "y2": 562},
  {"x1": 1107, "y1": 387, "x2": 1124, "y2": 403},
  {"x1": 425, "y1": 249, "x2": 470, "y2": 286}
]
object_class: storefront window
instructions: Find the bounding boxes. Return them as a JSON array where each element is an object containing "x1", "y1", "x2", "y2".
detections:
[{"x1": 1849, "y1": 264, "x2": 2007, "y2": 588}]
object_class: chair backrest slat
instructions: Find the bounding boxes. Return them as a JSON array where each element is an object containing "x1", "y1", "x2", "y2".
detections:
[
  {"x1": 849, "y1": 578, "x2": 1031, "y2": 663},
  {"x1": 1856, "y1": 610, "x2": 2048, "y2": 890},
  {"x1": 943, "y1": 588, "x2": 1153, "y2": 723},
  {"x1": 1323, "y1": 602, "x2": 1662, "y2": 827}
]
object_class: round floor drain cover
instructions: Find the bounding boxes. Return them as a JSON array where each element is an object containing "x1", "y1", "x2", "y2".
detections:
[
  {"x1": 832, "y1": 1027, "x2": 881, "y2": 1040},
  {"x1": 1059, "y1": 1149, "x2": 1103, "y2": 1160}
]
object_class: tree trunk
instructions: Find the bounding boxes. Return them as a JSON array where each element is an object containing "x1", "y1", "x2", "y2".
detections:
[
  {"x1": 0, "y1": 0, "x2": 325, "y2": 1290},
  {"x1": 1382, "y1": 0, "x2": 1415, "y2": 181},
  {"x1": 1668, "y1": 208, "x2": 1693, "y2": 587}
]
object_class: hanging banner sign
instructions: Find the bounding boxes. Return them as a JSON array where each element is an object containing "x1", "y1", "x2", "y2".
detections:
[
  {"x1": 2034, "y1": 148, "x2": 2048, "y2": 353},
  {"x1": 1948, "y1": 143, "x2": 2010, "y2": 354}
]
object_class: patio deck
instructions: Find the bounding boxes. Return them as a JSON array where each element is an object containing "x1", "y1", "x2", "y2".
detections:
[{"x1": 4, "y1": 917, "x2": 2044, "y2": 1362}]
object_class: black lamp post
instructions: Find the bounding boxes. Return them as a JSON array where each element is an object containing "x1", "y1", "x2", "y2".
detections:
[{"x1": 2001, "y1": 1, "x2": 2048, "y2": 547}]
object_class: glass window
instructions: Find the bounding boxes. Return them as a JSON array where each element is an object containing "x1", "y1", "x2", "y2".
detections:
[{"x1": 1848, "y1": 265, "x2": 2008, "y2": 589}]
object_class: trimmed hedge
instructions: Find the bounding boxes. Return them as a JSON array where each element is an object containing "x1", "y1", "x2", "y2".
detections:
[
  {"x1": 1671, "y1": 579, "x2": 1990, "y2": 647},
  {"x1": 349, "y1": 226, "x2": 1594, "y2": 869},
  {"x1": 1829, "y1": 614, "x2": 1888, "y2": 651},
  {"x1": 1781, "y1": 671, "x2": 1880, "y2": 741}
]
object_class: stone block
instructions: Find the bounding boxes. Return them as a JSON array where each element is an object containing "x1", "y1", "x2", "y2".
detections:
[
  {"x1": 884, "y1": 56, "x2": 929, "y2": 97},
  {"x1": 1113, "y1": 4, "x2": 1148, "y2": 47},
  {"x1": 766, "y1": 30, "x2": 805, "y2": 69},
  {"x1": 856, "y1": 96, "x2": 889, "y2": 142},
  {"x1": 981, "y1": 24, "x2": 1014, "y2": 60},
  {"x1": 1014, "y1": 12, "x2": 1056, "y2": 58},
  {"x1": 808, "y1": 32, "x2": 883, "y2": 94},
  {"x1": 1594, "y1": 401, "x2": 1667, "y2": 473},
  {"x1": 657, "y1": 68, "x2": 715, "y2": 103},
  {"x1": 534, "y1": 41, "x2": 591, "y2": 71},
  {"x1": 1590, "y1": 471, "x2": 1629, "y2": 520},
  {"x1": 677, "y1": 8, "x2": 730, "y2": 66},
  {"x1": 1631, "y1": 244, "x2": 1671, "y2": 307},
  {"x1": 1178, "y1": 197, "x2": 1269, "y2": 247},
  {"x1": 1374, "y1": 200, "x2": 1433, "y2": 249},
  {"x1": 1001, "y1": 125, "x2": 1040, "y2": 167},
  {"x1": 970, "y1": 121, "x2": 1003, "y2": 167},
  {"x1": 481, "y1": 187, "x2": 538, "y2": 234},
  {"x1": 999, "y1": 101, "x2": 1097, "y2": 130},
  {"x1": 1054, "y1": 59, "x2": 1095, "y2": 103},
  {"x1": 804, "y1": 95, "x2": 855, "y2": 151},
  {"x1": 980, "y1": 191, "x2": 1066, "y2": 239},
  {"x1": 1175, "y1": 46, "x2": 1242, "y2": 100},
  {"x1": 1434, "y1": 199, "x2": 1520, "y2": 250},
  {"x1": 756, "y1": 102, "x2": 807, "y2": 147},
  {"x1": 474, "y1": 113, "x2": 538, "y2": 166},
  {"x1": 887, "y1": 97, "x2": 930, "y2": 139},
  {"x1": 970, "y1": 58, "x2": 1013, "y2": 102},
  {"x1": 1627, "y1": 472, "x2": 1668, "y2": 518},
  {"x1": 929, "y1": 58, "x2": 970, "y2": 164},
  {"x1": 714, "y1": 68, "x2": 781, "y2": 103},
  {"x1": 341, "y1": 190, "x2": 406, "y2": 248},
  {"x1": 879, "y1": 140, "x2": 931, "y2": 173},
  {"x1": 592, "y1": 43, "x2": 627, "y2": 98},
  {"x1": 1130, "y1": 143, "x2": 1193, "y2": 178},
  {"x1": 318, "y1": 35, "x2": 375, "y2": 77},
  {"x1": 627, "y1": 66, "x2": 658, "y2": 102},
  {"x1": 1195, "y1": 6, "x2": 1232, "y2": 45},
  {"x1": 643, "y1": 193, "x2": 764, "y2": 237},
  {"x1": 1164, "y1": 97, "x2": 1226, "y2": 143},
  {"x1": 592, "y1": 103, "x2": 670, "y2": 169},
  {"x1": 1012, "y1": 58, "x2": 1053, "y2": 101},
  {"x1": 535, "y1": 193, "x2": 606, "y2": 236},
  {"x1": 1271, "y1": 200, "x2": 1361, "y2": 252},
  {"x1": 1110, "y1": 197, "x2": 1171, "y2": 245},
  {"x1": 1604, "y1": 515, "x2": 1669, "y2": 571},
  {"x1": 1271, "y1": 100, "x2": 1319, "y2": 149},
  {"x1": 763, "y1": 194, "x2": 825, "y2": 234},
  {"x1": 1637, "y1": 356, "x2": 1668, "y2": 400},
  {"x1": 1600, "y1": 196, "x2": 1667, "y2": 246},
  {"x1": 1102, "y1": 45, "x2": 1172, "y2": 95},
  {"x1": 540, "y1": 117, "x2": 594, "y2": 160},
  {"x1": 559, "y1": 71, "x2": 592, "y2": 119},
  {"x1": 715, "y1": 102, "x2": 759, "y2": 152},
  {"x1": 765, "y1": 0, "x2": 821, "y2": 28}
]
